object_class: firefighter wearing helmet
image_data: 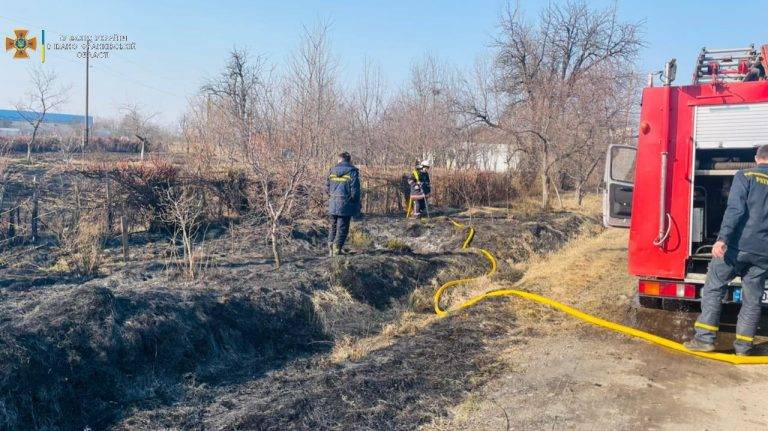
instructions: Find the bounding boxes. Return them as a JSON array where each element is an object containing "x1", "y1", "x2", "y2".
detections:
[{"x1": 408, "y1": 160, "x2": 431, "y2": 218}]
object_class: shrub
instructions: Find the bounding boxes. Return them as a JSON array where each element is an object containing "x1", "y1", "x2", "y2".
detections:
[
  {"x1": 384, "y1": 238, "x2": 411, "y2": 253},
  {"x1": 58, "y1": 212, "x2": 105, "y2": 276},
  {"x1": 347, "y1": 228, "x2": 373, "y2": 248}
]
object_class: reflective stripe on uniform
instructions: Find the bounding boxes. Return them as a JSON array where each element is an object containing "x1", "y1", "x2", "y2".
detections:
[
  {"x1": 745, "y1": 172, "x2": 768, "y2": 180},
  {"x1": 329, "y1": 174, "x2": 352, "y2": 182},
  {"x1": 412, "y1": 169, "x2": 420, "y2": 182},
  {"x1": 695, "y1": 321, "x2": 719, "y2": 332},
  {"x1": 745, "y1": 172, "x2": 768, "y2": 185},
  {"x1": 736, "y1": 334, "x2": 754, "y2": 342}
]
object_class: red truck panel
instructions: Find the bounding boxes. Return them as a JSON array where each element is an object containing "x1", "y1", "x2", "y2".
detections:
[{"x1": 628, "y1": 81, "x2": 768, "y2": 280}]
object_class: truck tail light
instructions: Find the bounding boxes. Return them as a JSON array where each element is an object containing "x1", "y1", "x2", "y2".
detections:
[
  {"x1": 639, "y1": 280, "x2": 696, "y2": 299},
  {"x1": 639, "y1": 280, "x2": 660, "y2": 295}
]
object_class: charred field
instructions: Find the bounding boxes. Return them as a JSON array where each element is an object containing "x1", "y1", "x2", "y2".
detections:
[{"x1": 0, "y1": 175, "x2": 599, "y2": 431}]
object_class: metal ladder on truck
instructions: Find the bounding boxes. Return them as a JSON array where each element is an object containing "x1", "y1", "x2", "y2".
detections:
[{"x1": 692, "y1": 44, "x2": 766, "y2": 84}]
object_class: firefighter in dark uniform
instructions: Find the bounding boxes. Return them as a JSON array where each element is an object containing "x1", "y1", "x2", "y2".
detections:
[
  {"x1": 327, "y1": 152, "x2": 361, "y2": 256},
  {"x1": 685, "y1": 144, "x2": 768, "y2": 356},
  {"x1": 408, "y1": 160, "x2": 431, "y2": 218}
]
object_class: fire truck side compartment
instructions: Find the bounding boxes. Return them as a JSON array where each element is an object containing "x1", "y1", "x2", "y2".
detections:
[{"x1": 629, "y1": 81, "x2": 768, "y2": 284}]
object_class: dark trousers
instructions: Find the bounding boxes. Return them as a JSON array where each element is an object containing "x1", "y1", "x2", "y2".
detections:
[
  {"x1": 695, "y1": 250, "x2": 768, "y2": 353},
  {"x1": 329, "y1": 215, "x2": 351, "y2": 248},
  {"x1": 412, "y1": 198, "x2": 426, "y2": 216}
]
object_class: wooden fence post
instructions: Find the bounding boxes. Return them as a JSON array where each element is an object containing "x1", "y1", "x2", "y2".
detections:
[
  {"x1": 120, "y1": 205, "x2": 129, "y2": 263},
  {"x1": 106, "y1": 180, "x2": 114, "y2": 234},
  {"x1": 7, "y1": 202, "x2": 15, "y2": 240},
  {"x1": 384, "y1": 182, "x2": 390, "y2": 214},
  {"x1": 0, "y1": 172, "x2": 6, "y2": 238},
  {"x1": 31, "y1": 176, "x2": 39, "y2": 243},
  {"x1": 74, "y1": 180, "x2": 82, "y2": 220}
]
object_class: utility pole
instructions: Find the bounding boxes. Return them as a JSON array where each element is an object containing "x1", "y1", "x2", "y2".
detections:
[{"x1": 83, "y1": 39, "x2": 90, "y2": 152}]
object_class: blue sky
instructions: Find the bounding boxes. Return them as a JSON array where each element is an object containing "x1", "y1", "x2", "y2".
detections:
[{"x1": 2, "y1": 0, "x2": 767, "y2": 125}]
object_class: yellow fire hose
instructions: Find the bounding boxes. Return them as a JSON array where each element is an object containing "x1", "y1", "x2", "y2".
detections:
[{"x1": 434, "y1": 219, "x2": 768, "y2": 365}]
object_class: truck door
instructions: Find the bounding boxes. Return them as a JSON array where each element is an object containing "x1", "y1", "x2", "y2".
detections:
[{"x1": 603, "y1": 145, "x2": 636, "y2": 227}]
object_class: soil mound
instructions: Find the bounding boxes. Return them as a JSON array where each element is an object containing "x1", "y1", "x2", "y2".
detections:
[{"x1": 0, "y1": 279, "x2": 326, "y2": 430}]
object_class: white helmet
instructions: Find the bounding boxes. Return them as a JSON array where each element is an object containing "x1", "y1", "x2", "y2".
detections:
[{"x1": 420, "y1": 160, "x2": 431, "y2": 168}]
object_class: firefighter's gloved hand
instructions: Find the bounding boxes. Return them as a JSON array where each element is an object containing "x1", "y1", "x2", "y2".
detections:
[{"x1": 712, "y1": 240, "x2": 727, "y2": 258}]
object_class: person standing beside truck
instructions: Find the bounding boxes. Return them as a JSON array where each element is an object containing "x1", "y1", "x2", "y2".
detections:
[
  {"x1": 327, "y1": 152, "x2": 361, "y2": 256},
  {"x1": 685, "y1": 144, "x2": 768, "y2": 356},
  {"x1": 408, "y1": 160, "x2": 431, "y2": 218}
]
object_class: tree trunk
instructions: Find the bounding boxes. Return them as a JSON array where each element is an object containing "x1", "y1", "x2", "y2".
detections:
[
  {"x1": 540, "y1": 148, "x2": 550, "y2": 209},
  {"x1": 184, "y1": 227, "x2": 195, "y2": 279},
  {"x1": 27, "y1": 123, "x2": 41, "y2": 162},
  {"x1": 552, "y1": 179, "x2": 564, "y2": 209},
  {"x1": 270, "y1": 222, "x2": 281, "y2": 269},
  {"x1": 576, "y1": 182, "x2": 584, "y2": 206}
]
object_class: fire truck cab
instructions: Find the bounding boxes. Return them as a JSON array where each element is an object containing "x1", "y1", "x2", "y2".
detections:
[{"x1": 604, "y1": 45, "x2": 768, "y2": 308}]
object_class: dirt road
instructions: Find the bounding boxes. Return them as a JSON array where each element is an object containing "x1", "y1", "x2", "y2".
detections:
[{"x1": 426, "y1": 228, "x2": 768, "y2": 431}]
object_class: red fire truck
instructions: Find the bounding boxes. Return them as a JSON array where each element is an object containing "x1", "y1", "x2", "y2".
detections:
[{"x1": 604, "y1": 45, "x2": 768, "y2": 308}]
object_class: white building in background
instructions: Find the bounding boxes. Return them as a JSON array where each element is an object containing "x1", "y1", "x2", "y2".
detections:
[{"x1": 446, "y1": 142, "x2": 520, "y2": 173}]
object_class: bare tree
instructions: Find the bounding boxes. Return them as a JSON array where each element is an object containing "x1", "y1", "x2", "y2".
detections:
[
  {"x1": 201, "y1": 48, "x2": 283, "y2": 266},
  {"x1": 287, "y1": 21, "x2": 341, "y2": 161},
  {"x1": 15, "y1": 67, "x2": 70, "y2": 162},
  {"x1": 180, "y1": 94, "x2": 237, "y2": 171},
  {"x1": 458, "y1": 1, "x2": 643, "y2": 208},
  {"x1": 199, "y1": 22, "x2": 339, "y2": 269},
  {"x1": 560, "y1": 67, "x2": 642, "y2": 205},
  {"x1": 202, "y1": 48, "x2": 268, "y2": 165},
  {"x1": 384, "y1": 54, "x2": 462, "y2": 167},
  {"x1": 160, "y1": 184, "x2": 204, "y2": 279},
  {"x1": 345, "y1": 59, "x2": 388, "y2": 165}
]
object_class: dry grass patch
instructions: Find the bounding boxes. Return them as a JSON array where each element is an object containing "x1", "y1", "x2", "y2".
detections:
[
  {"x1": 483, "y1": 227, "x2": 635, "y2": 334},
  {"x1": 346, "y1": 226, "x2": 374, "y2": 248},
  {"x1": 515, "y1": 228, "x2": 630, "y2": 301},
  {"x1": 329, "y1": 309, "x2": 437, "y2": 363}
]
